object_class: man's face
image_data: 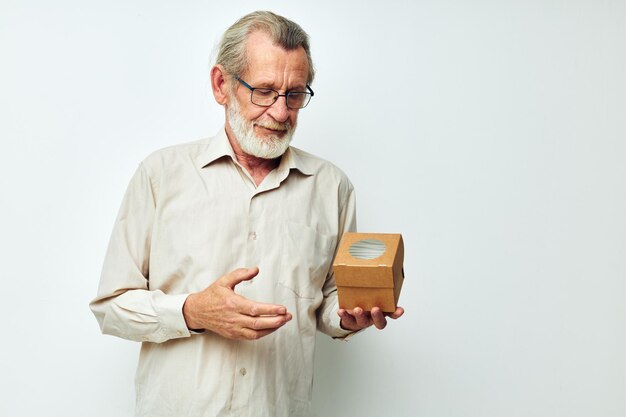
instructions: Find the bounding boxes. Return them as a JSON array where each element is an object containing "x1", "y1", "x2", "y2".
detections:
[{"x1": 226, "y1": 31, "x2": 310, "y2": 159}]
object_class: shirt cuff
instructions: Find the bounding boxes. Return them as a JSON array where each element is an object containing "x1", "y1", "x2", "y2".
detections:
[{"x1": 153, "y1": 292, "x2": 193, "y2": 340}]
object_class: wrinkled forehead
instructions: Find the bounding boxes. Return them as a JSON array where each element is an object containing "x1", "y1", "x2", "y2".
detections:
[{"x1": 241, "y1": 31, "x2": 309, "y2": 88}]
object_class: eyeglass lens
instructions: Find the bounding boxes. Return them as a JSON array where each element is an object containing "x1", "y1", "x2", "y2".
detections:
[{"x1": 251, "y1": 89, "x2": 311, "y2": 109}]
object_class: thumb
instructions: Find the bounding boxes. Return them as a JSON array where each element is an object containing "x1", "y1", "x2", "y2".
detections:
[{"x1": 220, "y1": 267, "x2": 260, "y2": 289}]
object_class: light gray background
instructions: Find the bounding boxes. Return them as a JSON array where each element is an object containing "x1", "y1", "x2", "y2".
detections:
[{"x1": 1, "y1": 1, "x2": 625, "y2": 416}]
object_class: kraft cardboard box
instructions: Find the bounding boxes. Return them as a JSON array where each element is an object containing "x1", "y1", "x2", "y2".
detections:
[{"x1": 332, "y1": 233, "x2": 404, "y2": 313}]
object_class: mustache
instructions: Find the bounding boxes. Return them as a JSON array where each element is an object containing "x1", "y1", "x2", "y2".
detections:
[{"x1": 254, "y1": 120, "x2": 291, "y2": 131}]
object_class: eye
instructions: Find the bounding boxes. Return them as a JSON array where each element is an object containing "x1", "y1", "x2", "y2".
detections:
[
  {"x1": 253, "y1": 89, "x2": 275, "y2": 98},
  {"x1": 287, "y1": 93, "x2": 306, "y2": 105}
]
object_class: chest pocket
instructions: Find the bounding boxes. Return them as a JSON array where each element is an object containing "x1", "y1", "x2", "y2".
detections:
[{"x1": 279, "y1": 221, "x2": 336, "y2": 299}]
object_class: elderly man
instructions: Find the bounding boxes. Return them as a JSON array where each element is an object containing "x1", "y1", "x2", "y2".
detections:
[{"x1": 90, "y1": 10, "x2": 403, "y2": 417}]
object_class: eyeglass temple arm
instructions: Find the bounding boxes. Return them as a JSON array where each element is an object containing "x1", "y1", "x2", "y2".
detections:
[{"x1": 235, "y1": 76, "x2": 254, "y2": 91}]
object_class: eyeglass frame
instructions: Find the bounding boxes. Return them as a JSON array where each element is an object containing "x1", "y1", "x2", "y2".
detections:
[{"x1": 234, "y1": 76, "x2": 315, "y2": 109}]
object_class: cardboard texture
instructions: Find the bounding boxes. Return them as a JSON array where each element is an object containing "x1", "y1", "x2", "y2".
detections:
[{"x1": 332, "y1": 233, "x2": 404, "y2": 313}]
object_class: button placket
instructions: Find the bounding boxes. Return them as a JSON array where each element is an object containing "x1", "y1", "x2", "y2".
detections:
[
  {"x1": 231, "y1": 342, "x2": 250, "y2": 412},
  {"x1": 246, "y1": 195, "x2": 261, "y2": 284}
]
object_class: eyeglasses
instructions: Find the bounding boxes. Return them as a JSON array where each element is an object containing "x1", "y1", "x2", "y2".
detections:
[{"x1": 235, "y1": 76, "x2": 314, "y2": 109}]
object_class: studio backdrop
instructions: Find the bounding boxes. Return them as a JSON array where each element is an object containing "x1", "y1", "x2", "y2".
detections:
[{"x1": 1, "y1": 1, "x2": 625, "y2": 416}]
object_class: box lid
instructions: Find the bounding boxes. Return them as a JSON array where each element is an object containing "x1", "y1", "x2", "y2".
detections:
[{"x1": 333, "y1": 233, "x2": 404, "y2": 288}]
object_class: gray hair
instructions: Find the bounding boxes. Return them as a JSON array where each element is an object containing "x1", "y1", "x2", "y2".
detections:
[{"x1": 215, "y1": 11, "x2": 315, "y2": 84}]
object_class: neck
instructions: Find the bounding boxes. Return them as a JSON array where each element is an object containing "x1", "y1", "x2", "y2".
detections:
[{"x1": 225, "y1": 125, "x2": 280, "y2": 186}]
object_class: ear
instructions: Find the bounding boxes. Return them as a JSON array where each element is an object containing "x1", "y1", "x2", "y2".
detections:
[{"x1": 211, "y1": 65, "x2": 230, "y2": 106}]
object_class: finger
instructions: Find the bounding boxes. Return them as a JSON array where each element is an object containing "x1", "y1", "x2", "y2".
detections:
[
  {"x1": 352, "y1": 307, "x2": 372, "y2": 328},
  {"x1": 337, "y1": 309, "x2": 357, "y2": 329},
  {"x1": 371, "y1": 307, "x2": 388, "y2": 330},
  {"x1": 240, "y1": 299, "x2": 289, "y2": 317},
  {"x1": 245, "y1": 313, "x2": 292, "y2": 330},
  {"x1": 220, "y1": 267, "x2": 259, "y2": 289},
  {"x1": 385, "y1": 306, "x2": 405, "y2": 320},
  {"x1": 239, "y1": 327, "x2": 281, "y2": 340}
]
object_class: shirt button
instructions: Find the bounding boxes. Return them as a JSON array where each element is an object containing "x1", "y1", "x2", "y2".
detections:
[
  {"x1": 249, "y1": 232, "x2": 257, "y2": 240},
  {"x1": 240, "y1": 368, "x2": 247, "y2": 376}
]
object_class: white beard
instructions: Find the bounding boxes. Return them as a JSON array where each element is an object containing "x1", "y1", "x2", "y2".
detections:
[{"x1": 227, "y1": 96, "x2": 296, "y2": 160}]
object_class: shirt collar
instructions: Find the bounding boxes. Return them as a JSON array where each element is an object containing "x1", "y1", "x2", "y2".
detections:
[
  {"x1": 197, "y1": 127, "x2": 314, "y2": 177},
  {"x1": 196, "y1": 128, "x2": 237, "y2": 169},
  {"x1": 277, "y1": 146, "x2": 314, "y2": 176}
]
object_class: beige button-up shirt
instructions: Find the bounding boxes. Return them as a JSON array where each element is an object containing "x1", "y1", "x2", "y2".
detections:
[{"x1": 90, "y1": 128, "x2": 356, "y2": 417}]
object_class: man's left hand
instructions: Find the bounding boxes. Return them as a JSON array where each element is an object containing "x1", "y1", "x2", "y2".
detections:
[{"x1": 337, "y1": 306, "x2": 404, "y2": 331}]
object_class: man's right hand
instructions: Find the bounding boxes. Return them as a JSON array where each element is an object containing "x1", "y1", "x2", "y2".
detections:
[{"x1": 182, "y1": 267, "x2": 292, "y2": 340}]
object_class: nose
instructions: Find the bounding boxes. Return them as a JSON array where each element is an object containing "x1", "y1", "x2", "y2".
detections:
[{"x1": 267, "y1": 95, "x2": 290, "y2": 123}]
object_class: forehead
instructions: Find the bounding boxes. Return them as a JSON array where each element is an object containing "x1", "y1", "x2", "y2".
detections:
[{"x1": 242, "y1": 31, "x2": 309, "y2": 88}]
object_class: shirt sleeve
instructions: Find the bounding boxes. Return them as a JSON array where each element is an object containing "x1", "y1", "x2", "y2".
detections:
[
  {"x1": 89, "y1": 163, "x2": 192, "y2": 343},
  {"x1": 316, "y1": 181, "x2": 359, "y2": 340}
]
